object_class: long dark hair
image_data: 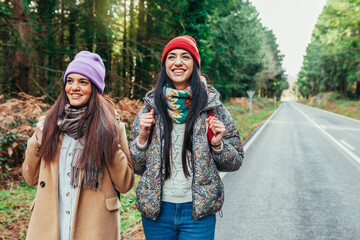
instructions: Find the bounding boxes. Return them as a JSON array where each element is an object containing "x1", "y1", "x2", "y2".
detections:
[
  {"x1": 153, "y1": 61, "x2": 208, "y2": 179},
  {"x1": 37, "y1": 82, "x2": 121, "y2": 169}
]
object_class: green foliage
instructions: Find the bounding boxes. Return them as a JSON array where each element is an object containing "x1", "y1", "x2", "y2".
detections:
[
  {"x1": 0, "y1": 123, "x2": 28, "y2": 174},
  {"x1": 205, "y1": 0, "x2": 263, "y2": 99},
  {"x1": 204, "y1": 1, "x2": 286, "y2": 99},
  {"x1": 1, "y1": 0, "x2": 286, "y2": 102},
  {"x1": 298, "y1": 0, "x2": 360, "y2": 98},
  {"x1": 256, "y1": 28, "x2": 287, "y2": 98}
]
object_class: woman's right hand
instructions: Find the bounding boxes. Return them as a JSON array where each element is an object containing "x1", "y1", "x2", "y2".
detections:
[
  {"x1": 35, "y1": 121, "x2": 44, "y2": 144},
  {"x1": 138, "y1": 109, "x2": 155, "y2": 145}
]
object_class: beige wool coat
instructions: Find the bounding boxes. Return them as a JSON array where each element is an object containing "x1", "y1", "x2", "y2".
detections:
[{"x1": 22, "y1": 120, "x2": 134, "y2": 240}]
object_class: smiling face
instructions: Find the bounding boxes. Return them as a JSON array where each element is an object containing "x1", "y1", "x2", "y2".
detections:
[
  {"x1": 165, "y1": 49, "x2": 194, "y2": 90},
  {"x1": 65, "y1": 73, "x2": 92, "y2": 108}
]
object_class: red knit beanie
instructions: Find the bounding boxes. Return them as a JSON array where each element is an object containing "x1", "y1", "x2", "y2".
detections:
[{"x1": 161, "y1": 35, "x2": 201, "y2": 69}]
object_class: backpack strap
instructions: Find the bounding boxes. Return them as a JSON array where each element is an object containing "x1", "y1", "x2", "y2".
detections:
[
  {"x1": 207, "y1": 109, "x2": 214, "y2": 148},
  {"x1": 148, "y1": 125, "x2": 154, "y2": 145}
]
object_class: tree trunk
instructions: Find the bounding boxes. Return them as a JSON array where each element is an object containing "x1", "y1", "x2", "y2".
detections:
[
  {"x1": 58, "y1": 0, "x2": 65, "y2": 71},
  {"x1": 37, "y1": 0, "x2": 57, "y2": 97},
  {"x1": 134, "y1": 0, "x2": 145, "y2": 99},
  {"x1": 84, "y1": 0, "x2": 95, "y2": 51},
  {"x1": 122, "y1": 0, "x2": 129, "y2": 97},
  {"x1": 95, "y1": 0, "x2": 112, "y2": 92},
  {"x1": 0, "y1": 0, "x2": 11, "y2": 95},
  {"x1": 68, "y1": 5, "x2": 78, "y2": 52},
  {"x1": 356, "y1": 78, "x2": 360, "y2": 99},
  {"x1": 11, "y1": 0, "x2": 31, "y2": 94},
  {"x1": 143, "y1": 0, "x2": 155, "y2": 90},
  {"x1": 128, "y1": 0, "x2": 135, "y2": 98}
]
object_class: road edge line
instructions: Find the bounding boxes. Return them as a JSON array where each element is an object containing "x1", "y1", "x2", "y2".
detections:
[
  {"x1": 292, "y1": 103, "x2": 360, "y2": 166},
  {"x1": 220, "y1": 104, "x2": 283, "y2": 179}
]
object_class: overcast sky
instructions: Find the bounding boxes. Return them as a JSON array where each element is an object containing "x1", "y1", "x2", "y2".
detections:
[{"x1": 250, "y1": 0, "x2": 327, "y2": 76}]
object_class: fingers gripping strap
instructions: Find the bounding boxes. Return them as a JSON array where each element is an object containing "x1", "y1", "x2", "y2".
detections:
[{"x1": 207, "y1": 109, "x2": 214, "y2": 148}]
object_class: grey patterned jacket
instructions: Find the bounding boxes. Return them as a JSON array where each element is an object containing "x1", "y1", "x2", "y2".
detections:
[{"x1": 129, "y1": 85, "x2": 244, "y2": 220}]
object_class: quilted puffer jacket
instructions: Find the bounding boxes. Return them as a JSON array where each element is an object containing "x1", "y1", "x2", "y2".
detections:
[{"x1": 129, "y1": 85, "x2": 244, "y2": 220}]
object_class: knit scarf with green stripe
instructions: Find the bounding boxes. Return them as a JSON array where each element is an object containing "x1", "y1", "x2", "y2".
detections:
[{"x1": 164, "y1": 85, "x2": 192, "y2": 124}]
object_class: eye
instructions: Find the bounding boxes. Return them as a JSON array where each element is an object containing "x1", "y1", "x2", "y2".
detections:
[
  {"x1": 66, "y1": 79, "x2": 73, "y2": 84},
  {"x1": 183, "y1": 54, "x2": 191, "y2": 59},
  {"x1": 167, "y1": 55, "x2": 175, "y2": 60},
  {"x1": 80, "y1": 80, "x2": 89, "y2": 85}
]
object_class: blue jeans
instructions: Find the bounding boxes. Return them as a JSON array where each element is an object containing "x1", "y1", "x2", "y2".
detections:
[{"x1": 142, "y1": 201, "x2": 216, "y2": 240}]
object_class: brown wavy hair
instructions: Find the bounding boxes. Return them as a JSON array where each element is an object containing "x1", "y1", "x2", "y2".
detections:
[{"x1": 37, "y1": 82, "x2": 121, "y2": 169}]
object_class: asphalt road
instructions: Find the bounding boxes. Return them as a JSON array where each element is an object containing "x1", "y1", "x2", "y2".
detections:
[{"x1": 215, "y1": 101, "x2": 360, "y2": 240}]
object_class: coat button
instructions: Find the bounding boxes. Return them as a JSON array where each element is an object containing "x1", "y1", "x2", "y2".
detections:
[
  {"x1": 67, "y1": 172, "x2": 71, "y2": 177},
  {"x1": 66, "y1": 192, "x2": 70, "y2": 197},
  {"x1": 66, "y1": 210, "x2": 70, "y2": 215},
  {"x1": 69, "y1": 152, "x2": 72, "y2": 157},
  {"x1": 40, "y1": 181, "x2": 45, "y2": 188}
]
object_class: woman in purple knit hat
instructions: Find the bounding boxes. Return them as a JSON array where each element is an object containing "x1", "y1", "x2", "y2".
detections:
[{"x1": 22, "y1": 51, "x2": 134, "y2": 240}]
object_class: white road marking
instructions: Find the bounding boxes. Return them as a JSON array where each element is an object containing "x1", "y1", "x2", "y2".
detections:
[
  {"x1": 292, "y1": 104, "x2": 360, "y2": 166},
  {"x1": 312, "y1": 105, "x2": 360, "y2": 123},
  {"x1": 340, "y1": 139, "x2": 356, "y2": 151},
  {"x1": 243, "y1": 104, "x2": 283, "y2": 152},
  {"x1": 220, "y1": 104, "x2": 283, "y2": 179}
]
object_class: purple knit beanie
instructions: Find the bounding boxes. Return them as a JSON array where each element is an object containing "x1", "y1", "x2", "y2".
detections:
[{"x1": 64, "y1": 51, "x2": 106, "y2": 94}]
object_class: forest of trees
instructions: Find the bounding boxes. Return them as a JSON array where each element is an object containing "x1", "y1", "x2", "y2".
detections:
[
  {"x1": 0, "y1": 0, "x2": 287, "y2": 102},
  {"x1": 298, "y1": 0, "x2": 360, "y2": 99}
]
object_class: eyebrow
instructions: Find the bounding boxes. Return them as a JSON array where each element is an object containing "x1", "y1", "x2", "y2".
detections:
[
  {"x1": 66, "y1": 76, "x2": 89, "y2": 80},
  {"x1": 168, "y1": 51, "x2": 190, "y2": 55}
]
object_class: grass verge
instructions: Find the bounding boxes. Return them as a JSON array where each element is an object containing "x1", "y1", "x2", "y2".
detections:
[
  {"x1": 225, "y1": 101, "x2": 277, "y2": 141},
  {"x1": 300, "y1": 92, "x2": 360, "y2": 120},
  {"x1": 0, "y1": 180, "x2": 36, "y2": 240}
]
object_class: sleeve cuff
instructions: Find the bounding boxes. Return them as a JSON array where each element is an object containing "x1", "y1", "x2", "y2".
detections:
[
  {"x1": 211, "y1": 141, "x2": 224, "y2": 153},
  {"x1": 136, "y1": 137, "x2": 148, "y2": 149}
]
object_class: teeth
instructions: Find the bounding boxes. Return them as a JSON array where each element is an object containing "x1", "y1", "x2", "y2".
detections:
[
  {"x1": 174, "y1": 70, "x2": 184, "y2": 73},
  {"x1": 71, "y1": 94, "x2": 82, "y2": 97}
]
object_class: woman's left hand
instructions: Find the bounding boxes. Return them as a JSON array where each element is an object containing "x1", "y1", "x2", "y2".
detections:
[
  {"x1": 35, "y1": 121, "x2": 44, "y2": 144},
  {"x1": 206, "y1": 116, "x2": 226, "y2": 147}
]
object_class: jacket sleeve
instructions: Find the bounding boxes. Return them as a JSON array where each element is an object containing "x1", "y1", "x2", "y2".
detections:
[
  {"x1": 107, "y1": 122, "x2": 135, "y2": 193},
  {"x1": 129, "y1": 106, "x2": 148, "y2": 175},
  {"x1": 22, "y1": 116, "x2": 46, "y2": 186},
  {"x1": 212, "y1": 104, "x2": 244, "y2": 172},
  {"x1": 22, "y1": 134, "x2": 42, "y2": 186}
]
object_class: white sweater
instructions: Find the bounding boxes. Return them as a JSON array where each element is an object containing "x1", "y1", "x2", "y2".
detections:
[{"x1": 162, "y1": 123, "x2": 193, "y2": 203}]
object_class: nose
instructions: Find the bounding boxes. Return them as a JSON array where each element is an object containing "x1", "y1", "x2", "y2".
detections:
[
  {"x1": 71, "y1": 81, "x2": 80, "y2": 90},
  {"x1": 174, "y1": 56, "x2": 182, "y2": 65}
]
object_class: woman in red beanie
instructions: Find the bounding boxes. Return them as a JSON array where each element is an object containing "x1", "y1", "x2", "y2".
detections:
[
  {"x1": 22, "y1": 51, "x2": 134, "y2": 240},
  {"x1": 129, "y1": 36, "x2": 244, "y2": 239}
]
